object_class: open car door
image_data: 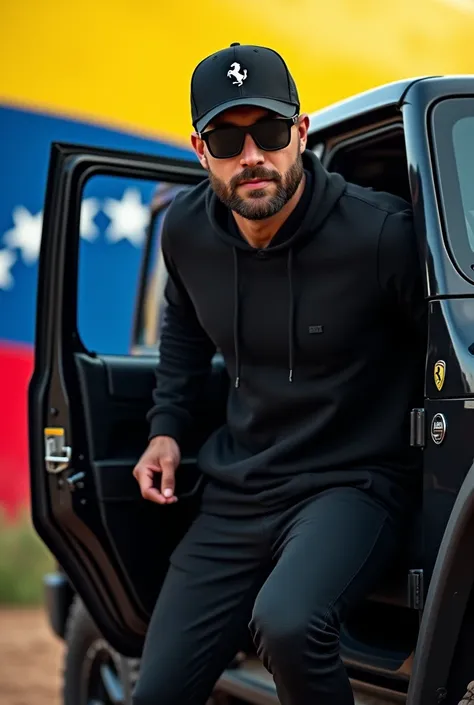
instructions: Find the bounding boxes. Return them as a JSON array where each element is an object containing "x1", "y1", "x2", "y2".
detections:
[{"x1": 28, "y1": 143, "x2": 228, "y2": 657}]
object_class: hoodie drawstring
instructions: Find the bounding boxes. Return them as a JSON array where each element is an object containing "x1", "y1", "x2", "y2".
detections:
[
  {"x1": 287, "y1": 248, "x2": 294, "y2": 383},
  {"x1": 232, "y1": 246, "x2": 295, "y2": 389},
  {"x1": 233, "y1": 247, "x2": 241, "y2": 388}
]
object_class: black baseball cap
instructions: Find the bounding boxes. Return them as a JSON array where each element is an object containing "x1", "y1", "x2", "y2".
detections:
[{"x1": 191, "y1": 43, "x2": 300, "y2": 134}]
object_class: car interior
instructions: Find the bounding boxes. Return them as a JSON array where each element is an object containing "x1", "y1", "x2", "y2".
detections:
[{"x1": 324, "y1": 126, "x2": 411, "y2": 203}]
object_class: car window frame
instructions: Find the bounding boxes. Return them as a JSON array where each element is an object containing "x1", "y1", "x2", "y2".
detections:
[
  {"x1": 430, "y1": 96, "x2": 474, "y2": 285},
  {"x1": 321, "y1": 121, "x2": 409, "y2": 200},
  {"x1": 130, "y1": 183, "x2": 192, "y2": 355}
]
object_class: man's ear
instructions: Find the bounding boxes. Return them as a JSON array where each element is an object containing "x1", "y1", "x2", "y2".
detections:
[
  {"x1": 191, "y1": 133, "x2": 209, "y2": 170},
  {"x1": 297, "y1": 114, "x2": 310, "y2": 153}
]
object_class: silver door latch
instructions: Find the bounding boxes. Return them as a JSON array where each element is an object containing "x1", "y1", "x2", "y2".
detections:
[{"x1": 44, "y1": 427, "x2": 71, "y2": 474}]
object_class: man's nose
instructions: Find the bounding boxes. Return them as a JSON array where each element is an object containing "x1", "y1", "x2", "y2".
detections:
[{"x1": 239, "y1": 133, "x2": 265, "y2": 168}]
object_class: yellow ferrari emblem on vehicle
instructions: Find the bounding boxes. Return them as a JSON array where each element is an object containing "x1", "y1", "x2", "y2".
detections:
[{"x1": 434, "y1": 360, "x2": 446, "y2": 391}]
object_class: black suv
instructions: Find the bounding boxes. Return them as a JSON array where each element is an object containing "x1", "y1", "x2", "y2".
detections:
[{"x1": 30, "y1": 76, "x2": 474, "y2": 705}]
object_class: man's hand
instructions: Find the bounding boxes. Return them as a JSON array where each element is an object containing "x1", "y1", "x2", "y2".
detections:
[{"x1": 133, "y1": 436, "x2": 181, "y2": 505}]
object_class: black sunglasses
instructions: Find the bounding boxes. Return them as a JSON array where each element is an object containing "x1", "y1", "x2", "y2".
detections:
[{"x1": 199, "y1": 115, "x2": 299, "y2": 159}]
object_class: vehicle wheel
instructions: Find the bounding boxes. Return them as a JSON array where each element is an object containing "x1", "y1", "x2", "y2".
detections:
[{"x1": 63, "y1": 595, "x2": 135, "y2": 705}]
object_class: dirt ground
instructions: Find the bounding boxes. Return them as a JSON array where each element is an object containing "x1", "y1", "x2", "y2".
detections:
[{"x1": 0, "y1": 607, "x2": 64, "y2": 705}]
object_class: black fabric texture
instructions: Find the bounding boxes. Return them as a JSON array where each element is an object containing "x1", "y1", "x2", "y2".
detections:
[
  {"x1": 133, "y1": 488, "x2": 402, "y2": 705},
  {"x1": 147, "y1": 149, "x2": 426, "y2": 517}
]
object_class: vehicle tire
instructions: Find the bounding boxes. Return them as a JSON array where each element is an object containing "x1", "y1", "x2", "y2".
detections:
[{"x1": 63, "y1": 595, "x2": 136, "y2": 705}]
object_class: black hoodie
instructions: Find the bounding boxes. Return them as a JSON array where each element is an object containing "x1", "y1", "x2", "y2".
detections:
[{"x1": 147, "y1": 150, "x2": 426, "y2": 517}]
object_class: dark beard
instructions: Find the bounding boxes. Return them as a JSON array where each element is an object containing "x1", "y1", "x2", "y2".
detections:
[{"x1": 209, "y1": 150, "x2": 304, "y2": 221}]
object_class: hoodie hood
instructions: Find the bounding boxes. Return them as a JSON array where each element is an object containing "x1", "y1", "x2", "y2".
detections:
[{"x1": 204, "y1": 150, "x2": 347, "y2": 388}]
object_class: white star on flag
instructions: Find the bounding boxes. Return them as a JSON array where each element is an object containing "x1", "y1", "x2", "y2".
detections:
[
  {"x1": 3, "y1": 205, "x2": 43, "y2": 265},
  {"x1": 80, "y1": 198, "x2": 101, "y2": 241},
  {"x1": 0, "y1": 248, "x2": 17, "y2": 290},
  {"x1": 103, "y1": 188, "x2": 149, "y2": 247}
]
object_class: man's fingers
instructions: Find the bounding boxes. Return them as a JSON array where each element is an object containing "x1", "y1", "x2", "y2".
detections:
[
  {"x1": 134, "y1": 465, "x2": 160, "y2": 500},
  {"x1": 160, "y1": 457, "x2": 176, "y2": 499},
  {"x1": 133, "y1": 463, "x2": 177, "y2": 504},
  {"x1": 143, "y1": 486, "x2": 169, "y2": 505}
]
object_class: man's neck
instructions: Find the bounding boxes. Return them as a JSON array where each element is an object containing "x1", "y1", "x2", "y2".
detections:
[{"x1": 232, "y1": 173, "x2": 306, "y2": 249}]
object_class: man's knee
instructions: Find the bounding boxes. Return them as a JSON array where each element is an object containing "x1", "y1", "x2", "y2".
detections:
[
  {"x1": 249, "y1": 592, "x2": 339, "y2": 671},
  {"x1": 250, "y1": 594, "x2": 306, "y2": 657}
]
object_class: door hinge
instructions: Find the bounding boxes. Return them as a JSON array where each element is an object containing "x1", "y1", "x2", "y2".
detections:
[
  {"x1": 410, "y1": 408, "x2": 425, "y2": 448},
  {"x1": 44, "y1": 427, "x2": 71, "y2": 474},
  {"x1": 408, "y1": 569, "x2": 424, "y2": 610}
]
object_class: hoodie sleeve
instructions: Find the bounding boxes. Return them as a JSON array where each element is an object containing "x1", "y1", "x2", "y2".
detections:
[
  {"x1": 146, "y1": 214, "x2": 217, "y2": 445},
  {"x1": 377, "y1": 209, "x2": 427, "y2": 346}
]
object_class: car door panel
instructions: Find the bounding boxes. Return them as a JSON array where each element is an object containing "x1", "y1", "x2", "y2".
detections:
[
  {"x1": 74, "y1": 351, "x2": 228, "y2": 620},
  {"x1": 28, "y1": 143, "x2": 224, "y2": 656}
]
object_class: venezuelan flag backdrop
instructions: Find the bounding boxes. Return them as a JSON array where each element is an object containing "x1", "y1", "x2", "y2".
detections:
[{"x1": 0, "y1": 0, "x2": 473, "y2": 516}]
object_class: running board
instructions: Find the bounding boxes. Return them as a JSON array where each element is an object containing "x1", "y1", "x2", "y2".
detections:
[{"x1": 215, "y1": 658, "x2": 407, "y2": 705}]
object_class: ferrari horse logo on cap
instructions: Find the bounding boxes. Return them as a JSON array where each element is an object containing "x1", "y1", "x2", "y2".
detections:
[
  {"x1": 434, "y1": 360, "x2": 446, "y2": 392},
  {"x1": 227, "y1": 62, "x2": 247, "y2": 86}
]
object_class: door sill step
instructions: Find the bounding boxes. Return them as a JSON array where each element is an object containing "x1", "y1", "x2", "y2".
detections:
[{"x1": 215, "y1": 657, "x2": 407, "y2": 705}]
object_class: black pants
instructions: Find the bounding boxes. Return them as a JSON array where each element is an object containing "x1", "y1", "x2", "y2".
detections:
[{"x1": 133, "y1": 487, "x2": 402, "y2": 705}]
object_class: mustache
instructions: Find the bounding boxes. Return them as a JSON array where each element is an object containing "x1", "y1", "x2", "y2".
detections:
[{"x1": 230, "y1": 167, "x2": 281, "y2": 190}]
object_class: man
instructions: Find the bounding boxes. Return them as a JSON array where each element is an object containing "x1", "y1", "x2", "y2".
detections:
[{"x1": 132, "y1": 43, "x2": 426, "y2": 705}]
